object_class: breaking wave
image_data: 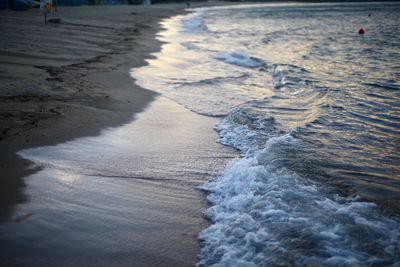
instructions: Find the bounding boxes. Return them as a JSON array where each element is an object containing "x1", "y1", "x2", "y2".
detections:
[
  {"x1": 132, "y1": 3, "x2": 400, "y2": 266},
  {"x1": 214, "y1": 50, "x2": 264, "y2": 68},
  {"x1": 198, "y1": 124, "x2": 400, "y2": 266}
]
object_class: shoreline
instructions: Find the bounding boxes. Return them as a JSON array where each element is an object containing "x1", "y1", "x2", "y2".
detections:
[
  {"x1": 0, "y1": 95, "x2": 236, "y2": 266},
  {"x1": 0, "y1": 4, "x2": 188, "y2": 223},
  {"x1": 0, "y1": 4, "x2": 238, "y2": 266},
  {"x1": 2, "y1": 2, "x2": 399, "y2": 266}
]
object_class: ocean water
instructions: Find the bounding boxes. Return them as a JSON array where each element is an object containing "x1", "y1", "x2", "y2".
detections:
[{"x1": 132, "y1": 2, "x2": 400, "y2": 266}]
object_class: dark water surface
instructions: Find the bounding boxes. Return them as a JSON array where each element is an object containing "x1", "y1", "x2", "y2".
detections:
[{"x1": 133, "y1": 2, "x2": 400, "y2": 266}]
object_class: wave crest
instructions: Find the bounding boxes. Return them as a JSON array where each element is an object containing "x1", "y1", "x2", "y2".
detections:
[
  {"x1": 198, "y1": 133, "x2": 400, "y2": 266},
  {"x1": 214, "y1": 50, "x2": 264, "y2": 68}
]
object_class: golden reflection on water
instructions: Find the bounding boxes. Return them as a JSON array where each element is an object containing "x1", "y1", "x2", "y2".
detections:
[{"x1": 54, "y1": 170, "x2": 79, "y2": 184}]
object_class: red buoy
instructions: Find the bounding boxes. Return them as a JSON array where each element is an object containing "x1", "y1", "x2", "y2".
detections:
[{"x1": 358, "y1": 28, "x2": 365, "y2": 34}]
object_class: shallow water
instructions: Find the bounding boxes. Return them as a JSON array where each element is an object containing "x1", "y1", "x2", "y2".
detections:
[
  {"x1": 0, "y1": 97, "x2": 234, "y2": 267},
  {"x1": 132, "y1": 2, "x2": 400, "y2": 266}
]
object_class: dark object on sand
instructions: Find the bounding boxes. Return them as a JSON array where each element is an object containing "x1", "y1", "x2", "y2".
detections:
[
  {"x1": 49, "y1": 18, "x2": 62, "y2": 23},
  {"x1": 358, "y1": 28, "x2": 365, "y2": 34}
]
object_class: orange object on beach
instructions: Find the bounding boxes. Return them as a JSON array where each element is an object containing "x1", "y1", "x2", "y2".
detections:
[{"x1": 44, "y1": 2, "x2": 52, "y2": 12}]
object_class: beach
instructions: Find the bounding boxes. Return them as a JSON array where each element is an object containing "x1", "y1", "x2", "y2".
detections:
[
  {"x1": 0, "y1": 3, "x2": 236, "y2": 266},
  {"x1": 0, "y1": 4, "x2": 178, "y2": 221},
  {"x1": 1, "y1": 2, "x2": 400, "y2": 266},
  {"x1": 133, "y1": 3, "x2": 400, "y2": 265}
]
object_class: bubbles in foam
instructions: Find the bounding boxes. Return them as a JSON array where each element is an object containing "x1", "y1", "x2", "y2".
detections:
[
  {"x1": 198, "y1": 133, "x2": 400, "y2": 266},
  {"x1": 132, "y1": 4, "x2": 400, "y2": 266},
  {"x1": 216, "y1": 106, "x2": 277, "y2": 155}
]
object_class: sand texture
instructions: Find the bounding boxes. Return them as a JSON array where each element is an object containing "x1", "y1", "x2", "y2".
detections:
[
  {"x1": 0, "y1": 5, "x2": 184, "y2": 221},
  {"x1": 0, "y1": 96, "x2": 236, "y2": 267},
  {"x1": 0, "y1": 3, "x2": 240, "y2": 266}
]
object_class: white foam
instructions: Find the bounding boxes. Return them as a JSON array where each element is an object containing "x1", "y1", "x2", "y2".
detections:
[
  {"x1": 131, "y1": 13, "x2": 273, "y2": 117},
  {"x1": 216, "y1": 107, "x2": 277, "y2": 155},
  {"x1": 131, "y1": 7, "x2": 400, "y2": 265},
  {"x1": 198, "y1": 131, "x2": 400, "y2": 266},
  {"x1": 181, "y1": 11, "x2": 209, "y2": 34},
  {"x1": 214, "y1": 50, "x2": 263, "y2": 68},
  {"x1": 273, "y1": 75, "x2": 287, "y2": 89}
]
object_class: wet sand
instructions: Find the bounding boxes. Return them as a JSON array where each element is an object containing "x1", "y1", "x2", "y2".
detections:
[
  {"x1": 0, "y1": 4, "x2": 187, "y2": 222},
  {"x1": 0, "y1": 4, "x2": 162, "y2": 221},
  {"x1": 0, "y1": 3, "x2": 237, "y2": 266},
  {"x1": 0, "y1": 97, "x2": 235, "y2": 266}
]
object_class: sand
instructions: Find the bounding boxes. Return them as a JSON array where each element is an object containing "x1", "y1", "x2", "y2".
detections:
[
  {"x1": 0, "y1": 97, "x2": 235, "y2": 266},
  {"x1": 0, "y1": 4, "x2": 184, "y2": 221},
  {"x1": 0, "y1": 3, "x2": 238, "y2": 266}
]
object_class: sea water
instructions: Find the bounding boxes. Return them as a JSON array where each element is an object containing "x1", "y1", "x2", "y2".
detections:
[{"x1": 132, "y1": 2, "x2": 400, "y2": 266}]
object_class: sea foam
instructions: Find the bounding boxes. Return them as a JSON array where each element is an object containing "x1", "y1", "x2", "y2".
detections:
[
  {"x1": 214, "y1": 50, "x2": 263, "y2": 68},
  {"x1": 181, "y1": 12, "x2": 209, "y2": 34},
  {"x1": 198, "y1": 128, "x2": 400, "y2": 266},
  {"x1": 131, "y1": 5, "x2": 400, "y2": 266}
]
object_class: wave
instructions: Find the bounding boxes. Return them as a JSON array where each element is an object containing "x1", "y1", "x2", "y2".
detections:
[
  {"x1": 174, "y1": 74, "x2": 250, "y2": 87},
  {"x1": 181, "y1": 41, "x2": 201, "y2": 50},
  {"x1": 214, "y1": 50, "x2": 264, "y2": 68},
  {"x1": 181, "y1": 12, "x2": 209, "y2": 34},
  {"x1": 266, "y1": 63, "x2": 313, "y2": 90},
  {"x1": 216, "y1": 107, "x2": 278, "y2": 155},
  {"x1": 132, "y1": 5, "x2": 400, "y2": 266},
  {"x1": 198, "y1": 130, "x2": 400, "y2": 266},
  {"x1": 364, "y1": 80, "x2": 399, "y2": 91},
  {"x1": 199, "y1": 82, "x2": 400, "y2": 265}
]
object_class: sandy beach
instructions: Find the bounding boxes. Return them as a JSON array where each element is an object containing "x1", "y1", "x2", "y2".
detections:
[
  {"x1": 2, "y1": 2, "x2": 400, "y2": 266},
  {"x1": 0, "y1": 4, "x2": 180, "y2": 222},
  {"x1": 0, "y1": 3, "x2": 236, "y2": 266},
  {"x1": 0, "y1": 96, "x2": 235, "y2": 266}
]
